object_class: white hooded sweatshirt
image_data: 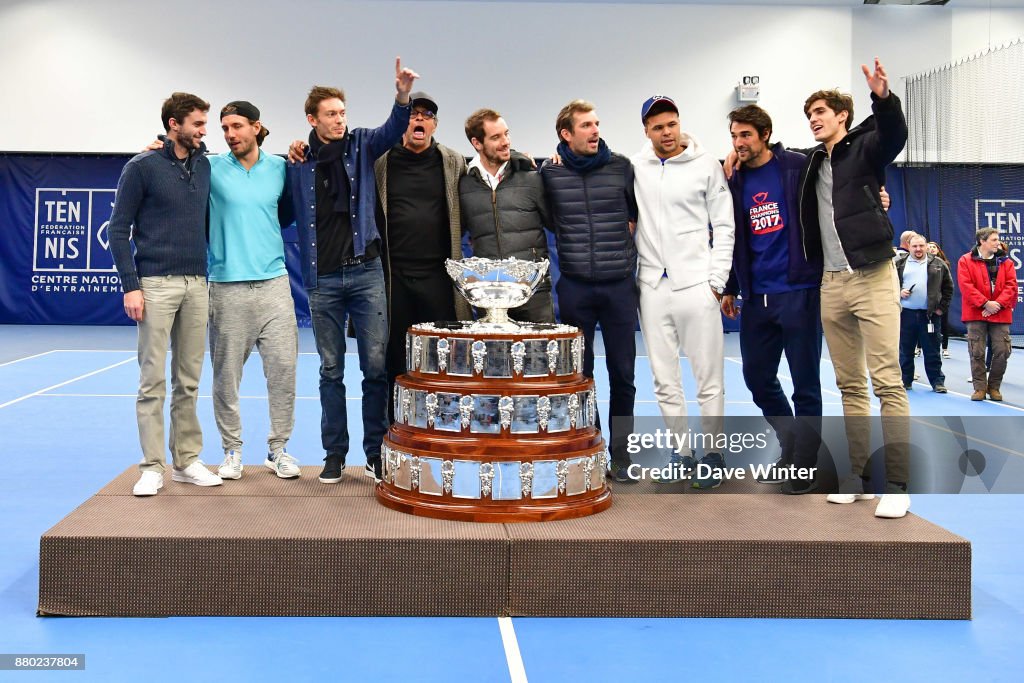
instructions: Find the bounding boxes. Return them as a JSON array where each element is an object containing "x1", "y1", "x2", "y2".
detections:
[{"x1": 631, "y1": 134, "x2": 735, "y2": 292}]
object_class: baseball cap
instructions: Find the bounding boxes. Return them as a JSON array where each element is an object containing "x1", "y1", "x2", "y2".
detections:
[
  {"x1": 640, "y1": 95, "x2": 678, "y2": 123},
  {"x1": 410, "y1": 91, "x2": 438, "y2": 114},
  {"x1": 220, "y1": 100, "x2": 260, "y2": 120}
]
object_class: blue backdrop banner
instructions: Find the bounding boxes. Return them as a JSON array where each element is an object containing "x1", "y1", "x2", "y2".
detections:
[{"x1": 0, "y1": 153, "x2": 311, "y2": 326}]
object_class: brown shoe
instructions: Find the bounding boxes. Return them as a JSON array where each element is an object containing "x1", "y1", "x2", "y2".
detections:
[
  {"x1": 971, "y1": 390, "x2": 987, "y2": 401},
  {"x1": 988, "y1": 389, "x2": 1003, "y2": 402}
]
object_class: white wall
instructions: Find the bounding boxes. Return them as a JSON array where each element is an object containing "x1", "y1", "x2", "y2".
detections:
[{"x1": 0, "y1": 1, "x2": 1017, "y2": 159}]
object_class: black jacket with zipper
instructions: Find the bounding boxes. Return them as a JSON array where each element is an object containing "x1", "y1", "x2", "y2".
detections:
[
  {"x1": 539, "y1": 152, "x2": 637, "y2": 282},
  {"x1": 459, "y1": 152, "x2": 551, "y2": 267},
  {"x1": 798, "y1": 92, "x2": 907, "y2": 270}
]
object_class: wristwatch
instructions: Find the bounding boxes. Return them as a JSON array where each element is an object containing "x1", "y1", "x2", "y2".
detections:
[{"x1": 712, "y1": 284, "x2": 725, "y2": 295}]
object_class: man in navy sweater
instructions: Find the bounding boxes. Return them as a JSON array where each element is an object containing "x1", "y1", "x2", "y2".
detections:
[
  {"x1": 109, "y1": 92, "x2": 223, "y2": 496},
  {"x1": 720, "y1": 105, "x2": 823, "y2": 494}
]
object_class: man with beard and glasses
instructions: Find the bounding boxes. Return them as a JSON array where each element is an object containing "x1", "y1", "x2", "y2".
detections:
[
  {"x1": 459, "y1": 108, "x2": 555, "y2": 323},
  {"x1": 109, "y1": 92, "x2": 224, "y2": 496},
  {"x1": 287, "y1": 58, "x2": 418, "y2": 484},
  {"x1": 373, "y1": 92, "x2": 470, "y2": 421},
  {"x1": 719, "y1": 104, "x2": 823, "y2": 495},
  {"x1": 539, "y1": 99, "x2": 639, "y2": 483}
]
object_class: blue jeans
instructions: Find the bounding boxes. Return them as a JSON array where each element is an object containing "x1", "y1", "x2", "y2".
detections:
[{"x1": 308, "y1": 259, "x2": 389, "y2": 464}]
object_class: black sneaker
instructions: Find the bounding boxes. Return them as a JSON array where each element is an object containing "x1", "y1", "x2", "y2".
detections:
[
  {"x1": 319, "y1": 454, "x2": 344, "y2": 484},
  {"x1": 780, "y1": 477, "x2": 818, "y2": 495},
  {"x1": 364, "y1": 458, "x2": 382, "y2": 483},
  {"x1": 755, "y1": 457, "x2": 787, "y2": 484}
]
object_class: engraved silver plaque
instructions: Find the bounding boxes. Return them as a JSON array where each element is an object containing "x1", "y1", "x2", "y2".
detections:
[
  {"x1": 419, "y1": 457, "x2": 444, "y2": 496},
  {"x1": 471, "y1": 395, "x2": 500, "y2": 434},
  {"x1": 556, "y1": 339, "x2": 573, "y2": 375},
  {"x1": 523, "y1": 339, "x2": 549, "y2": 377},
  {"x1": 421, "y1": 336, "x2": 440, "y2": 374},
  {"x1": 532, "y1": 460, "x2": 559, "y2": 499},
  {"x1": 435, "y1": 392, "x2": 461, "y2": 432},
  {"x1": 511, "y1": 396, "x2": 540, "y2": 434},
  {"x1": 493, "y1": 461, "x2": 523, "y2": 500},
  {"x1": 452, "y1": 460, "x2": 482, "y2": 499},
  {"x1": 565, "y1": 457, "x2": 588, "y2": 496},
  {"x1": 449, "y1": 338, "x2": 474, "y2": 376},
  {"x1": 412, "y1": 390, "x2": 428, "y2": 429},
  {"x1": 548, "y1": 394, "x2": 571, "y2": 433},
  {"x1": 484, "y1": 340, "x2": 513, "y2": 378}
]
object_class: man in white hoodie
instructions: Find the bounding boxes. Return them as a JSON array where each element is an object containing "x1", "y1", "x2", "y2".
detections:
[{"x1": 632, "y1": 96, "x2": 735, "y2": 489}]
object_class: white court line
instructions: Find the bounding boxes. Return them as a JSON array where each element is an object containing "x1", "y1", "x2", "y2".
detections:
[
  {"x1": 0, "y1": 349, "x2": 56, "y2": 367},
  {"x1": 498, "y1": 617, "x2": 528, "y2": 683},
  {"x1": 909, "y1": 378, "x2": 1024, "y2": 413},
  {"x1": 0, "y1": 357, "x2": 136, "y2": 410},
  {"x1": 910, "y1": 416, "x2": 1024, "y2": 459}
]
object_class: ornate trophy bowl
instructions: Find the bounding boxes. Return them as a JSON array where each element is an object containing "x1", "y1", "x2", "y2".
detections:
[{"x1": 445, "y1": 257, "x2": 549, "y2": 327}]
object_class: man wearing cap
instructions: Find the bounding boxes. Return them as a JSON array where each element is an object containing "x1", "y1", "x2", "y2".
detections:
[
  {"x1": 539, "y1": 99, "x2": 639, "y2": 483},
  {"x1": 632, "y1": 95, "x2": 735, "y2": 489},
  {"x1": 207, "y1": 101, "x2": 301, "y2": 482},
  {"x1": 374, "y1": 92, "x2": 470, "y2": 419},
  {"x1": 287, "y1": 58, "x2": 419, "y2": 484},
  {"x1": 459, "y1": 108, "x2": 555, "y2": 323}
]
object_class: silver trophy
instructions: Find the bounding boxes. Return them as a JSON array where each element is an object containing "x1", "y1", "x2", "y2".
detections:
[{"x1": 445, "y1": 257, "x2": 549, "y2": 327}]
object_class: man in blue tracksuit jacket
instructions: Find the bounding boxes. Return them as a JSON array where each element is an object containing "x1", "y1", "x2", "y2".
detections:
[{"x1": 721, "y1": 105, "x2": 823, "y2": 494}]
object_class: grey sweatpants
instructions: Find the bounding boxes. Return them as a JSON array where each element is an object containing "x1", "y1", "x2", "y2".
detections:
[{"x1": 209, "y1": 275, "x2": 298, "y2": 454}]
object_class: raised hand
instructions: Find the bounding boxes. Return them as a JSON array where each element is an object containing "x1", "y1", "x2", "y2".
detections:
[
  {"x1": 394, "y1": 56, "x2": 420, "y2": 104},
  {"x1": 861, "y1": 56, "x2": 890, "y2": 99}
]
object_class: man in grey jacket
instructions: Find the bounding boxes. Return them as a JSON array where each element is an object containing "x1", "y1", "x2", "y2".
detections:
[{"x1": 459, "y1": 108, "x2": 554, "y2": 323}]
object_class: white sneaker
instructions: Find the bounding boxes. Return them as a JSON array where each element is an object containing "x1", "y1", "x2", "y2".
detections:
[
  {"x1": 133, "y1": 470, "x2": 164, "y2": 496},
  {"x1": 171, "y1": 461, "x2": 223, "y2": 487},
  {"x1": 825, "y1": 493, "x2": 876, "y2": 504},
  {"x1": 218, "y1": 450, "x2": 243, "y2": 480},
  {"x1": 265, "y1": 450, "x2": 301, "y2": 479},
  {"x1": 942, "y1": 349, "x2": 951, "y2": 359},
  {"x1": 875, "y1": 493, "x2": 911, "y2": 519}
]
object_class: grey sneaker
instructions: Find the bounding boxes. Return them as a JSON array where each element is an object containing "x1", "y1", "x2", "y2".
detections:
[{"x1": 265, "y1": 450, "x2": 301, "y2": 479}]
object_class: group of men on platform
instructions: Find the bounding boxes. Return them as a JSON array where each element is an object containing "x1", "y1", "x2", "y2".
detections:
[{"x1": 110, "y1": 56, "x2": 938, "y2": 520}]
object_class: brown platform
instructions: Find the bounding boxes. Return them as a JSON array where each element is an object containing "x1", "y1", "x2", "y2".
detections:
[{"x1": 38, "y1": 466, "x2": 971, "y2": 619}]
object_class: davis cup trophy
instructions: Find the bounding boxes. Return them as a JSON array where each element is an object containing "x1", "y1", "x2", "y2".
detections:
[{"x1": 375, "y1": 257, "x2": 613, "y2": 522}]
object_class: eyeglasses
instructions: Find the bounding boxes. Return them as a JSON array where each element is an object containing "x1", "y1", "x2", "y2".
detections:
[{"x1": 411, "y1": 109, "x2": 437, "y2": 120}]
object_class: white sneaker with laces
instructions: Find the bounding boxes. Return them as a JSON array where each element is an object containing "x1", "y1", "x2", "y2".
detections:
[
  {"x1": 265, "y1": 450, "x2": 301, "y2": 479},
  {"x1": 942, "y1": 349, "x2": 951, "y2": 359},
  {"x1": 218, "y1": 450, "x2": 243, "y2": 480},
  {"x1": 825, "y1": 493, "x2": 876, "y2": 504},
  {"x1": 171, "y1": 461, "x2": 223, "y2": 487},
  {"x1": 875, "y1": 493, "x2": 911, "y2": 518},
  {"x1": 133, "y1": 470, "x2": 164, "y2": 496}
]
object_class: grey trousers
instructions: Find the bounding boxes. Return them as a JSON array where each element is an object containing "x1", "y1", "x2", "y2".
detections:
[
  {"x1": 209, "y1": 275, "x2": 298, "y2": 455},
  {"x1": 136, "y1": 275, "x2": 208, "y2": 473}
]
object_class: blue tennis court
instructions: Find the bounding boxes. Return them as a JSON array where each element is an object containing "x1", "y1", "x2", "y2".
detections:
[{"x1": 1, "y1": 325, "x2": 1022, "y2": 682}]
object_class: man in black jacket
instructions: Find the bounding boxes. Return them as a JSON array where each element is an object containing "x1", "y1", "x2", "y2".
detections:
[
  {"x1": 896, "y1": 233, "x2": 953, "y2": 393},
  {"x1": 459, "y1": 108, "x2": 554, "y2": 323},
  {"x1": 799, "y1": 57, "x2": 911, "y2": 518},
  {"x1": 539, "y1": 99, "x2": 638, "y2": 482}
]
